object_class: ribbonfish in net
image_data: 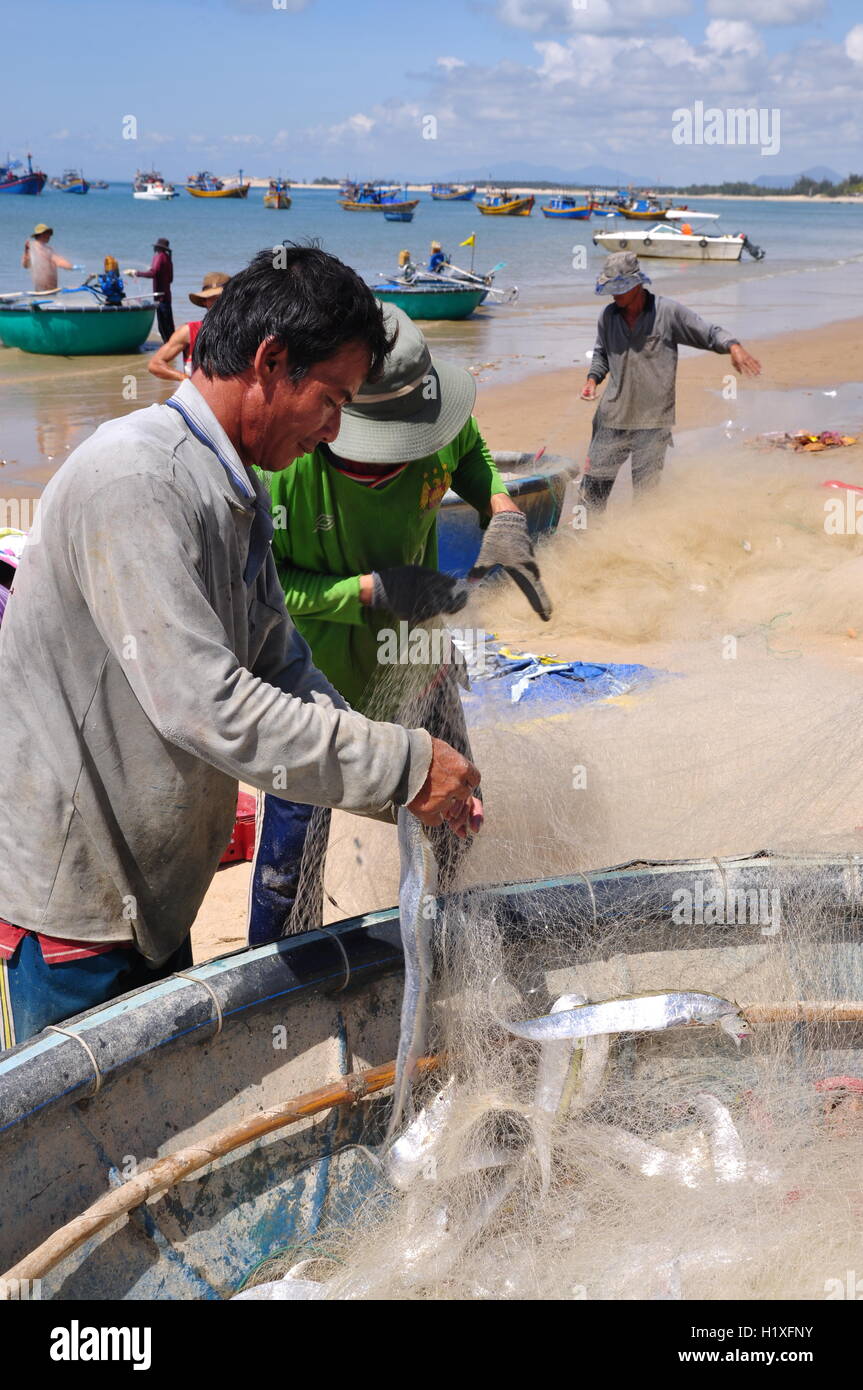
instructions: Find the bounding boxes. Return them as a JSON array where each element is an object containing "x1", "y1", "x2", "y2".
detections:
[
  {"x1": 498, "y1": 990, "x2": 751, "y2": 1046},
  {"x1": 386, "y1": 809, "x2": 438, "y2": 1142}
]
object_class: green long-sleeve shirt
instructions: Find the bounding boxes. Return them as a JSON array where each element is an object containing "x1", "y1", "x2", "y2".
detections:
[{"x1": 268, "y1": 417, "x2": 507, "y2": 712}]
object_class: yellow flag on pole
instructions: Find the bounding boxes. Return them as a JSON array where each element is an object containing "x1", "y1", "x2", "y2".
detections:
[{"x1": 459, "y1": 233, "x2": 476, "y2": 248}]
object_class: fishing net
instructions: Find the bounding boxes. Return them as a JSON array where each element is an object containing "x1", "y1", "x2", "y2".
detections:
[{"x1": 242, "y1": 442, "x2": 863, "y2": 1300}]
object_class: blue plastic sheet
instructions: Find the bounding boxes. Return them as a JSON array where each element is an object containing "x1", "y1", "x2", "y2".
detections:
[{"x1": 464, "y1": 635, "x2": 665, "y2": 708}]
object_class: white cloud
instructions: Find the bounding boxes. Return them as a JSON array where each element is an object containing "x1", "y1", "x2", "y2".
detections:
[
  {"x1": 323, "y1": 112, "x2": 377, "y2": 142},
  {"x1": 845, "y1": 25, "x2": 863, "y2": 65},
  {"x1": 497, "y1": 0, "x2": 691, "y2": 35},
  {"x1": 707, "y1": 0, "x2": 825, "y2": 22},
  {"x1": 705, "y1": 20, "x2": 763, "y2": 58},
  {"x1": 437, "y1": 56, "x2": 466, "y2": 70}
]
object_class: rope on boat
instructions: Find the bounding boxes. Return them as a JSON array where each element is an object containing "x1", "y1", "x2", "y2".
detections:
[
  {"x1": 315, "y1": 929, "x2": 352, "y2": 993},
  {"x1": 44, "y1": 1025, "x2": 103, "y2": 1095},
  {"x1": 173, "y1": 971, "x2": 224, "y2": 1036}
]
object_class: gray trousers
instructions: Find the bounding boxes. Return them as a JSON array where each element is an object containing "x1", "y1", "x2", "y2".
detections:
[{"x1": 579, "y1": 425, "x2": 671, "y2": 512}]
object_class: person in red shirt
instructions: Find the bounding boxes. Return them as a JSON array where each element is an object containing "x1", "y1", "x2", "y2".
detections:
[
  {"x1": 147, "y1": 271, "x2": 230, "y2": 383},
  {"x1": 126, "y1": 236, "x2": 175, "y2": 341}
]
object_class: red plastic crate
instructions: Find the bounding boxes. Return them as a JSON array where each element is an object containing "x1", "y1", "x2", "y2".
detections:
[{"x1": 220, "y1": 791, "x2": 257, "y2": 865}]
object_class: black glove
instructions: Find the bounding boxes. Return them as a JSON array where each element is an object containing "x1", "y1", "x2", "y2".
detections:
[
  {"x1": 468, "y1": 511, "x2": 552, "y2": 621},
  {"x1": 371, "y1": 566, "x2": 469, "y2": 622}
]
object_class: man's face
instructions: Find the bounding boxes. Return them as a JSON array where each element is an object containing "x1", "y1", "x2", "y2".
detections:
[
  {"x1": 248, "y1": 339, "x2": 371, "y2": 472},
  {"x1": 612, "y1": 285, "x2": 645, "y2": 311}
]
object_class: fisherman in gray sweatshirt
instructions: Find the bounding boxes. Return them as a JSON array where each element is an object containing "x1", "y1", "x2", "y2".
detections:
[
  {"x1": 579, "y1": 251, "x2": 761, "y2": 510},
  {"x1": 0, "y1": 247, "x2": 481, "y2": 1048}
]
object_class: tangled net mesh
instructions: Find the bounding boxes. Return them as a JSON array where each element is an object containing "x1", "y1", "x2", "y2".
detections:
[{"x1": 245, "y1": 444, "x2": 863, "y2": 1300}]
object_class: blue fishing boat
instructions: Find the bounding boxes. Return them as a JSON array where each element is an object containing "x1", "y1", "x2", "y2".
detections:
[
  {"x1": 540, "y1": 195, "x2": 592, "y2": 220},
  {"x1": 0, "y1": 851, "x2": 852, "y2": 1300},
  {"x1": 431, "y1": 183, "x2": 477, "y2": 201},
  {"x1": 54, "y1": 169, "x2": 89, "y2": 194},
  {"x1": 0, "y1": 153, "x2": 47, "y2": 195},
  {"x1": 383, "y1": 208, "x2": 415, "y2": 222},
  {"x1": 339, "y1": 182, "x2": 418, "y2": 214}
]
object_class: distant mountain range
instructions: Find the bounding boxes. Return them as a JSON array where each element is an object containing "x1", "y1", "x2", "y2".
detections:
[{"x1": 752, "y1": 165, "x2": 845, "y2": 188}]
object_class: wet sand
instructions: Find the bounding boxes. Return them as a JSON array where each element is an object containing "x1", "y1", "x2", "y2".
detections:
[{"x1": 189, "y1": 314, "x2": 863, "y2": 961}]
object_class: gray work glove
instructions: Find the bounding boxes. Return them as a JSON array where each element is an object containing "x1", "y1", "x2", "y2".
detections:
[
  {"x1": 468, "y1": 511, "x2": 552, "y2": 621},
  {"x1": 371, "y1": 566, "x2": 469, "y2": 622}
]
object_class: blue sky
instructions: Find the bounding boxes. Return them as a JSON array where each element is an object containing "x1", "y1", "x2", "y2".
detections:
[{"x1": 4, "y1": 0, "x2": 862, "y2": 182}]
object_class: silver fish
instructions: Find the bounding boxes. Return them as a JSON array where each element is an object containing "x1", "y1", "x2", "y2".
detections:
[
  {"x1": 533, "y1": 992, "x2": 587, "y2": 1200},
  {"x1": 498, "y1": 990, "x2": 751, "y2": 1047},
  {"x1": 386, "y1": 809, "x2": 437, "y2": 1142}
]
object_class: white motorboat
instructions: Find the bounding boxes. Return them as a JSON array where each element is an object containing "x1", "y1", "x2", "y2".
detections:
[
  {"x1": 133, "y1": 171, "x2": 178, "y2": 201},
  {"x1": 593, "y1": 218, "x2": 764, "y2": 262}
]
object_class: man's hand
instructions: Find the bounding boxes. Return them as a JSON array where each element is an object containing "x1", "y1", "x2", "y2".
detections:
[
  {"x1": 581, "y1": 379, "x2": 597, "y2": 400},
  {"x1": 408, "y1": 737, "x2": 482, "y2": 838},
  {"x1": 730, "y1": 343, "x2": 761, "y2": 377},
  {"x1": 370, "y1": 566, "x2": 468, "y2": 622},
  {"x1": 469, "y1": 511, "x2": 552, "y2": 621}
]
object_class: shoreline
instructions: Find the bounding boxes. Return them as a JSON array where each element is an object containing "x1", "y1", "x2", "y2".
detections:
[
  {"x1": 473, "y1": 314, "x2": 863, "y2": 454},
  {"x1": 184, "y1": 181, "x2": 863, "y2": 205}
]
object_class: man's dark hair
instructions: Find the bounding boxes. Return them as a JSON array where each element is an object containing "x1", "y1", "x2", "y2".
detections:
[{"x1": 193, "y1": 243, "x2": 394, "y2": 382}]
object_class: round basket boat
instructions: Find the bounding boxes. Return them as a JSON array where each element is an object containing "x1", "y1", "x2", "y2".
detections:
[
  {"x1": 0, "y1": 852, "x2": 860, "y2": 1301},
  {"x1": 0, "y1": 293, "x2": 156, "y2": 356}
]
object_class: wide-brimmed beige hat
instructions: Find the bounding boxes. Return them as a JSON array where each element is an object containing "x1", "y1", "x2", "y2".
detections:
[
  {"x1": 32, "y1": 223, "x2": 53, "y2": 237},
  {"x1": 189, "y1": 271, "x2": 230, "y2": 307},
  {"x1": 329, "y1": 303, "x2": 476, "y2": 465}
]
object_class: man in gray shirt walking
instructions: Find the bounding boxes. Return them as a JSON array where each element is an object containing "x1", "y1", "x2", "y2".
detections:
[
  {"x1": 0, "y1": 247, "x2": 481, "y2": 1047},
  {"x1": 579, "y1": 252, "x2": 761, "y2": 510}
]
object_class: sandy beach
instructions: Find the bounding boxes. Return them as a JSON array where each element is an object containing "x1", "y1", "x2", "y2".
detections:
[{"x1": 190, "y1": 312, "x2": 863, "y2": 963}]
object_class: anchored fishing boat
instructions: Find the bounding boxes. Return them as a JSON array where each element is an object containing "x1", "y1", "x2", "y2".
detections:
[
  {"x1": 593, "y1": 216, "x2": 765, "y2": 262},
  {"x1": 0, "y1": 850, "x2": 855, "y2": 1301},
  {"x1": 339, "y1": 183, "x2": 419, "y2": 214},
  {"x1": 53, "y1": 169, "x2": 89, "y2": 194},
  {"x1": 384, "y1": 208, "x2": 415, "y2": 222},
  {"x1": 373, "y1": 281, "x2": 485, "y2": 320},
  {"x1": 541, "y1": 195, "x2": 591, "y2": 220},
  {"x1": 264, "y1": 178, "x2": 292, "y2": 209},
  {"x1": 0, "y1": 287, "x2": 156, "y2": 355},
  {"x1": 431, "y1": 184, "x2": 477, "y2": 201},
  {"x1": 186, "y1": 172, "x2": 250, "y2": 199},
  {"x1": 477, "y1": 189, "x2": 534, "y2": 216},
  {"x1": 0, "y1": 153, "x2": 47, "y2": 195},
  {"x1": 133, "y1": 170, "x2": 178, "y2": 201}
]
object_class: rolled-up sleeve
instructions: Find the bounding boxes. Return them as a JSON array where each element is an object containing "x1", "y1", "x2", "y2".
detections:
[{"x1": 71, "y1": 474, "x2": 432, "y2": 812}]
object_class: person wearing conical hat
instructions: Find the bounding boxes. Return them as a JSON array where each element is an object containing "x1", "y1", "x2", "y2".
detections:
[
  {"x1": 147, "y1": 272, "x2": 230, "y2": 383},
  {"x1": 579, "y1": 251, "x2": 761, "y2": 510},
  {"x1": 249, "y1": 303, "x2": 551, "y2": 944}
]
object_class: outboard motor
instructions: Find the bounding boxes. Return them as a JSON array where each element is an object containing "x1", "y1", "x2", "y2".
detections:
[{"x1": 741, "y1": 234, "x2": 765, "y2": 261}]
